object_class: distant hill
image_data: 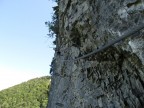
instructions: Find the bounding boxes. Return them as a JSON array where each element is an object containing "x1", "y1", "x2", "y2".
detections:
[{"x1": 0, "y1": 76, "x2": 51, "y2": 108}]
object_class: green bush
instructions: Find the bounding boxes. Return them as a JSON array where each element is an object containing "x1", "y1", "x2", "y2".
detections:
[{"x1": 45, "y1": 0, "x2": 59, "y2": 45}]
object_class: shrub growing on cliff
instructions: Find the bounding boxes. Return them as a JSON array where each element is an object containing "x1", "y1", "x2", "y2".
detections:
[{"x1": 45, "y1": 0, "x2": 59, "y2": 41}]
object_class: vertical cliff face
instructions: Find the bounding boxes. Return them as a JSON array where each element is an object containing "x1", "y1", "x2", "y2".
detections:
[{"x1": 48, "y1": 0, "x2": 144, "y2": 108}]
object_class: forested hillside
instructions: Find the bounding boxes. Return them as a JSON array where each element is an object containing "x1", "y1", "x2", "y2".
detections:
[{"x1": 0, "y1": 76, "x2": 51, "y2": 108}]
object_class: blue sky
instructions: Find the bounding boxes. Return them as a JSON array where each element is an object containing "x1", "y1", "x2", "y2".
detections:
[{"x1": 0, "y1": 0, "x2": 56, "y2": 90}]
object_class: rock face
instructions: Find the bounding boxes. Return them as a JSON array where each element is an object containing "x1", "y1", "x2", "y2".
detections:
[{"x1": 48, "y1": 0, "x2": 144, "y2": 108}]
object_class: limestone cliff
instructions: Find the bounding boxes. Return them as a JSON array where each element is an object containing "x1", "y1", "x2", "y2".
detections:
[{"x1": 48, "y1": 0, "x2": 144, "y2": 108}]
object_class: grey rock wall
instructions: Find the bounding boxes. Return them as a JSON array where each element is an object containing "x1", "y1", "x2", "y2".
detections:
[{"x1": 48, "y1": 0, "x2": 144, "y2": 108}]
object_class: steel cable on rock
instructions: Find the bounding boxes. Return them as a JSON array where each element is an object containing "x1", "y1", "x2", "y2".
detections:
[
  {"x1": 61, "y1": 24, "x2": 144, "y2": 61},
  {"x1": 75, "y1": 24, "x2": 144, "y2": 60}
]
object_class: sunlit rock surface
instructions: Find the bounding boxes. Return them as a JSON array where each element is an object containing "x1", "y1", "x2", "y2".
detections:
[{"x1": 48, "y1": 0, "x2": 144, "y2": 108}]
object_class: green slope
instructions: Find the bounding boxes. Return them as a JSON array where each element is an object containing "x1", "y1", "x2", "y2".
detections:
[{"x1": 0, "y1": 76, "x2": 51, "y2": 108}]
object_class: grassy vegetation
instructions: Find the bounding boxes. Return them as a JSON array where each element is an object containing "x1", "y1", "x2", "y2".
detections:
[{"x1": 0, "y1": 76, "x2": 51, "y2": 108}]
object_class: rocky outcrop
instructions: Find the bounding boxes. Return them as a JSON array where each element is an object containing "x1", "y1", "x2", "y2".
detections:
[{"x1": 48, "y1": 0, "x2": 144, "y2": 108}]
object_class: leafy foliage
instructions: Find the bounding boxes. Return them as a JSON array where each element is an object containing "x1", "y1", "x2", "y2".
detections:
[
  {"x1": 0, "y1": 76, "x2": 51, "y2": 108},
  {"x1": 45, "y1": 0, "x2": 59, "y2": 44}
]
